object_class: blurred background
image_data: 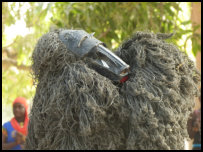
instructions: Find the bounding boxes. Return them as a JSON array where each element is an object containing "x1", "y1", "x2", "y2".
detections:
[{"x1": 2, "y1": 2, "x2": 201, "y2": 147}]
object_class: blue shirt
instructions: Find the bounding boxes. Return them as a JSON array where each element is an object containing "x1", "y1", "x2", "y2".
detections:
[{"x1": 2, "y1": 121, "x2": 22, "y2": 150}]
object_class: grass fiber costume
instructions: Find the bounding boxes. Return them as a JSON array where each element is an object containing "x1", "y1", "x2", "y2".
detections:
[{"x1": 25, "y1": 29, "x2": 200, "y2": 150}]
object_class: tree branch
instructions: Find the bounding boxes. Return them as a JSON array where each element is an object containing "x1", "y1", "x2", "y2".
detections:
[
  {"x1": 2, "y1": 48, "x2": 17, "y2": 59},
  {"x1": 2, "y1": 38, "x2": 18, "y2": 50},
  {"x1": 98, "y1": 28, "x2": 111, "y2": 39},
  {"x1": 2, "y1": 58, "x2": 31, "y2": 71}
]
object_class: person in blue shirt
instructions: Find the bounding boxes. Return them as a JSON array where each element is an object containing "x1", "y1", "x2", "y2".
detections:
[
  {"x1": 187, "y1": 90, "x2": 201, "y2": 150},
  {"x1": 2, "y1": 97, "x2": 29, "y2": 150}
]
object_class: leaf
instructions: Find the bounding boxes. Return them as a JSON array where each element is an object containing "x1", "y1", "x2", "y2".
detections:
[{"x1": 181, "y1": 20, "x2": 191, "y2": 25}]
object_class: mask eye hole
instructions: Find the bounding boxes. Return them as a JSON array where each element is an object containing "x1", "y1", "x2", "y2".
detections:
[
  {"x1": 95, "y1": 51, "x2": 106, "y2": 59},
  {"x1": 85, "y1": 48, "x2": 106, "y2": 60},
  {"x1": 85, "y1": 50, "x2": 97, "y2": 59}
]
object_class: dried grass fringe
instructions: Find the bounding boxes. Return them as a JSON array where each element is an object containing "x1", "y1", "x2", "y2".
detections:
[{"x1": 25, "y1": 29, "x2": 200, "y2": 150}]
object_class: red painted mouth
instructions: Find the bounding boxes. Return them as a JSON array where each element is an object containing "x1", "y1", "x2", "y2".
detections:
[{"x1": 120, "y1": 75, "x2": 129, "y2": 83}]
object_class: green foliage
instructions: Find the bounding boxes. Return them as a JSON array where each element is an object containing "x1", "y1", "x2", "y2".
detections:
[
  {"x1": 2, "y1": 68, "x2": 35, "y2": 106},
  {"x1": 2, "y1": 2, "x2": 201, "y2": 107},
  {"x1": 191, "y1": 25, "x2": 201, "y2": 56},
  {"x1": 2, "y1": 3, "x2": 16, "y2": 27}
]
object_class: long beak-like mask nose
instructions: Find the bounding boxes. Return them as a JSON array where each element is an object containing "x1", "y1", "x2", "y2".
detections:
[{"x1": 59, "y1": 30, "x2": 129, "y2": 83}]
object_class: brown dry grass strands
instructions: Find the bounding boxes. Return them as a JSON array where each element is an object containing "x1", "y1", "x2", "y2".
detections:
[{"x1": 25, "y1": 29, "x2": 200, "y2": 150}]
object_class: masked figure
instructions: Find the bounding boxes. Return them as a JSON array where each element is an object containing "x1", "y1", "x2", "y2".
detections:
[{"x1": 25, "y1": 29, "x2": 200, "y2": 150}]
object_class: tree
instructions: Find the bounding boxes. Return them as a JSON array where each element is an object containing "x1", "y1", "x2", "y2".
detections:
[
  {"x1": 191, "y1": 2, "x2": 201, "y2": 110},
  {"x1": 191, "y1": 2, "x2": 201, "y2": 73}
]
